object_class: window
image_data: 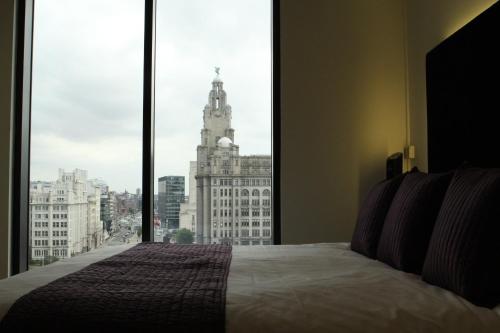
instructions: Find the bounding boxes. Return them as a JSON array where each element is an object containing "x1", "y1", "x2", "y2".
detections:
[
  {"x1": 25, "y1": 0, "x2": 144, "y2": 269},
  {"x1": 12, "y1": 0, "x2": 280, "y2": 273}
]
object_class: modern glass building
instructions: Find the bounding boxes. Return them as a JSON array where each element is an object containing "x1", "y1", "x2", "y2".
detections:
[{"x1": 158, "y1": 176, "x2": 185, "y2": 229}]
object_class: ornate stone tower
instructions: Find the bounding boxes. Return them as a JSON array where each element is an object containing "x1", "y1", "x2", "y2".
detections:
[
  {"x1": 197, "y1": 69, "x2": 238, "y2": 243},
  {"x1": 195, "y1": 68, "x2": 271, "y2": 245},
  {"x1": 200, "y1": 67, "x2": 234, "y2": 148}
]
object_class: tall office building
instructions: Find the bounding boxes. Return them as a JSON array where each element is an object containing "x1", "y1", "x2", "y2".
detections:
[
  {"x1": 158, "y1": 176, "x2": 185, "y2": 229},
  {"x1": 29, "y1": 169, "x2": 104, "y2": 261},
  {"x1": 196, "y1": 70, "x2": 272, "y2": 245}
]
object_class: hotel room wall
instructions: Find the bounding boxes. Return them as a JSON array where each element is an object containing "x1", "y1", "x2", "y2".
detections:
[
  {"x1": 280, "y1": 0, "x2": 408, "y2": 244},
  {"x1": 0, "y1": 0, "x2": 15, "y2": 279},
  {"x1": 405, "y1": 0, "x2": 498, "y2": 172}
]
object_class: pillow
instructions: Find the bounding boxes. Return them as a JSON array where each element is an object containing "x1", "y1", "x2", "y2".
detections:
[
  {"x1": 351, "y1": 174, "x2": 405, "y2": 258},
  {"x1": 422, "y1": 168, "x2": 500, "y2": 308},
  {"x1": 376, "y1": 171, "x2": 452, "y2": 273}
]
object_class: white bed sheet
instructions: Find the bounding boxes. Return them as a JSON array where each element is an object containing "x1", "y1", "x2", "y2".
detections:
[
  {"x1": 227, "y1": 243, "x2": 500, "y2": 333},
  {"x1": 1, "y1": 243, "x2": 500, "y2": 332}
]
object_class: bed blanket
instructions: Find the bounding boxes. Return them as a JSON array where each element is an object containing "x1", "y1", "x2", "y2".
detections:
[{"x1": 0, "y1": 243, "x2": 232, "y2": 333}]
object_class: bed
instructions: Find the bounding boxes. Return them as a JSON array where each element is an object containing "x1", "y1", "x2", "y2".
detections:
[
  {"x1": 3, "y1": 2, "x2": 500, "y2": 332},
  {"x1": 1, "y1": 242, "x2": 500, "y2": 332}
]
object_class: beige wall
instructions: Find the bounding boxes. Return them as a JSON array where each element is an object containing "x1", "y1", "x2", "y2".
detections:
[
  {"x1": 280, "y1": 0, "x2": 408, "y2": 244},
  {"x1": 405, "y1": 0, "x2": 498, "y2": 171},
  {"x1": 0, "y1": 0, "x2": 15, "y2": 278}
]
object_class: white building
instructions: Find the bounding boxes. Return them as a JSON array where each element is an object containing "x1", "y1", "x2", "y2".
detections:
[
  {"x1": 195, "y1": 70, "x2": 272, "y2": 245},
  {"x1": 179, "y1": 161, "x2": 197, "y2": 234},
  {"x1": 29, "y1": 169, "x2": 104, "y2": 262}
]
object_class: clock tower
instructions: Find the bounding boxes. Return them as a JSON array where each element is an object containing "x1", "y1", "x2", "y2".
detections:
[
  {"x1": 200, "y1": 68, "x2": 234, "y2": 148},
  {"x1": 192, "y1": 68, "x2": 272, "y2": 245}
]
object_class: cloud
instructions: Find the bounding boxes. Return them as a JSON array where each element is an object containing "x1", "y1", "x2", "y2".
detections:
[{"x1": 30, "y1": 0, "x2": 271, "y2": 193}]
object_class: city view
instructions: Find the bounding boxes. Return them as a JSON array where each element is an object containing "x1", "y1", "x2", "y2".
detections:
[{"x1": 28, "y1": 0, "x2": 271, "y2": 267}]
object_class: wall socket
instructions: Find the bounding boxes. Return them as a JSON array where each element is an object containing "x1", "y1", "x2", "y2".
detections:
[{"x1": 404, "y1": 145, "x2": 416, "y2": 159}]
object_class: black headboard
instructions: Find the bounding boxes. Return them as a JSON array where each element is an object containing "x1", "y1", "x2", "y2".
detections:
[{"x1": 426, "y1": 1, "x2": 500, "y2": 173}]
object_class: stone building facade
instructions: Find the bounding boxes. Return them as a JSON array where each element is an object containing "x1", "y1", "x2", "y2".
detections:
[
  {"x1": 179, "y1": 161, "x2": 197, "y2": 233},
  {"x1": 195, "y1": 71, "x2": 272, "y2": 245},
  {"x1": 29, "y1": 169, "x2": 104, "y2": 261}
]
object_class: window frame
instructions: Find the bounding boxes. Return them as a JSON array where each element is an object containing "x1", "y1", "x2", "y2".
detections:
[{"x1": 11, "y1": 0, "x2": 281, "y2": 275}]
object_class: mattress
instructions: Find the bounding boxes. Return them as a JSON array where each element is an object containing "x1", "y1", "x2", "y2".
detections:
[{"x1": 2, "y1": 243, "x2": 500, "y2": 332}]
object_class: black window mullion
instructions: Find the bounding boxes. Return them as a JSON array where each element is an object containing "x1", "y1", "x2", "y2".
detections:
[
  {"x1": 142, "y1": 0, "x2": 156, "y2": 242},
  {"x1": 11, "y1": 0, "x2": 34, "y2": 275},
  {"x1": 272, "y1": 0, "x2": 281, "y2": 245}
]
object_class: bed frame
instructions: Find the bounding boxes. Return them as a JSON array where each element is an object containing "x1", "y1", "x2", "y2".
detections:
[{"x1": 426, "y1": 1, "x2": 500, "y2": 173}]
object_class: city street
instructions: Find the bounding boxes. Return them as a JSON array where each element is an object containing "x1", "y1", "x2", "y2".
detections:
[{"x1": 105, "y1": 214, "x2": 141, "y2": 246}]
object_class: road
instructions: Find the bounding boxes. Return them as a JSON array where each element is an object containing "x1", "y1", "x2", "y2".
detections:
[{"x1": 105, "y1": 214, "x2": 141, "y2": 246}]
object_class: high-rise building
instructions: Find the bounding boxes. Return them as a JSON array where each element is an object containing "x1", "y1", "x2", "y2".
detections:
[
  {"x1": 29, "y1": 169, "x2": 104, "y2": 262},
  {"x1": 158, "y1": 176, "x2": 185, "y2": 229},
  {"x1": 195, "y1": 70, "x2": 272, "y2": 245}
]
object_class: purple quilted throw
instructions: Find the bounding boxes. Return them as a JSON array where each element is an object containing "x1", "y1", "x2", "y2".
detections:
[{"x1": 0, "y1": 243, "x2": 232, "y2": 333}]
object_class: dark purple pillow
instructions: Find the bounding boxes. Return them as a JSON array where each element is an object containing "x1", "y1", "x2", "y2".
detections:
[
  {"x1": 376, "y1": 171, "x2": 452, "y2": 273},
  {"x1": 351, "y1": 174, "x2": 405, "y2": 258},
  {"x1": 422, "y1": 168, "x2": 500, "y2": 308}
]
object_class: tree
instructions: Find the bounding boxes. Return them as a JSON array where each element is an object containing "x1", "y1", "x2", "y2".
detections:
[{"x1": 175, "y1": 228, "x2": 194, "y2": 244}]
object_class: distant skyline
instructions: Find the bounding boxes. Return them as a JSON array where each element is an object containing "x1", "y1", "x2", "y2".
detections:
[{"x1": 29, "y1": 0, "x2": 271, "y2": 195}]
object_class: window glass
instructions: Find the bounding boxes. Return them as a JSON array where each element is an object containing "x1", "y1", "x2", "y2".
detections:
[
  {"x1": 29, "y1": 0, "x2": 144, "y2": 268},
  {"x1": 154, "y1": 0, "x2": 272, "y2": 246}
]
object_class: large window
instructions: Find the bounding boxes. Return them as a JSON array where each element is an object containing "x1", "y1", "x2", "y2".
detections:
[
  {"x1": 28, "y1": 0, "x2": 144, "y2": 268},
  {"x1": 154, "y1": 0, "x2": 273, "y2": 245},
  {"x1": 12, "y1": 0, "x2": 279, "y2": 274}
]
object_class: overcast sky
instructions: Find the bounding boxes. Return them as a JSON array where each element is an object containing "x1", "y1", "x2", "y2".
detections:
[{"x1": 30, "y1": 0, "x2": 271, "y2": 195}]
